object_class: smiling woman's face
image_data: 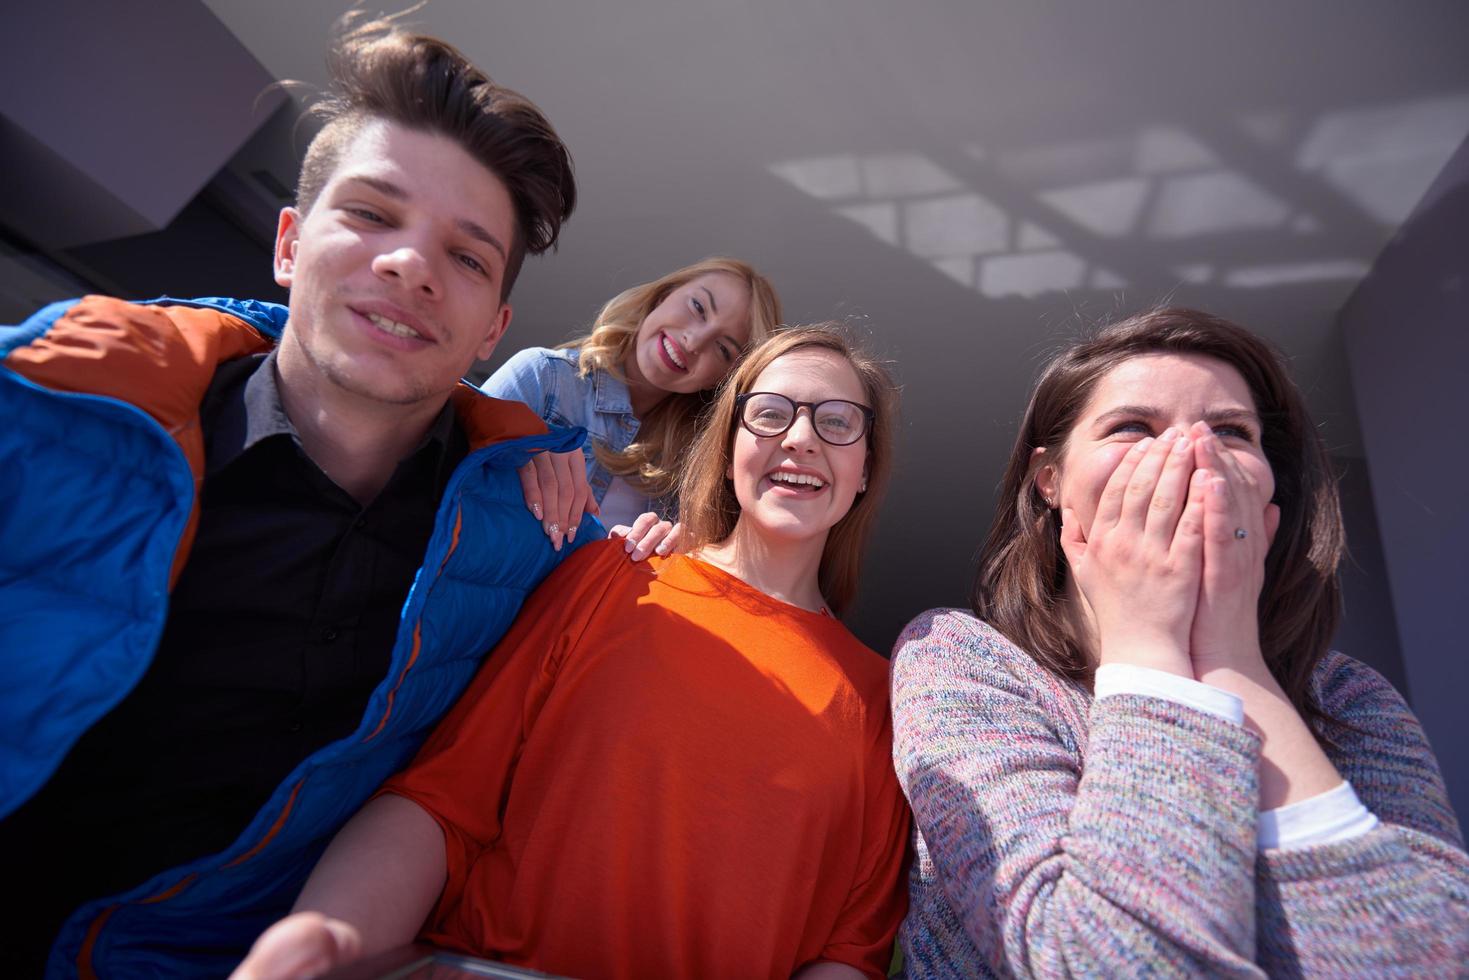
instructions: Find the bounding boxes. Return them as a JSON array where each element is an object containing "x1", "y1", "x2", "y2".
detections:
[
  {"x1": 624, "y1": 272, "x2": 753, "y2": 397},
  {"x1": 1036, "y1": 351, "x2": 1276, "y2": 537},
  {"x1": 727, "y1": 347, "x2": 870, "y2": 549}
]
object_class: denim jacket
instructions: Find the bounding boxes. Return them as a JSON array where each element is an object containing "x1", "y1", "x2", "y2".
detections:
[{"x1": 481, "y1": 346, "x2": 639, "y2": 507}]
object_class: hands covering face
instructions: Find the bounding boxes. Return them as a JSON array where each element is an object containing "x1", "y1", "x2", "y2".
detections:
[{"x1": 1058, "y1": 419, "x2": 1279, "y2": 679}]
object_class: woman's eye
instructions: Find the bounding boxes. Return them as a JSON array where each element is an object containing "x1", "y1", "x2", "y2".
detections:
[
  {"x1": 718, "y1": 344, "x2": 734, "y2": 363},
  {"x1": 691, "y1": 298, "x2": 706, "y2": 318},
  {"x1": 1213, "y1": 424, "x2": 1255, "y2": 441},
  {"x1": 1107, "y1": 421, "x2": 1151, "y2": 437},
  {"x1": 348, "y1": 207, "x2": 384, "y2": 223}
]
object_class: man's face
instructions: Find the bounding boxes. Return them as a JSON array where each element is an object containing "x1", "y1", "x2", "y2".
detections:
[{"x1": 273, "y1": 119, "x2": 516, "y2": 408}]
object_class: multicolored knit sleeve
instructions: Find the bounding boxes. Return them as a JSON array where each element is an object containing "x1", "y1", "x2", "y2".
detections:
[
  {"x1": 1253, "y1": 651, "x2": 1469, "y2": 974},
  {"x1": 891, "y1": 609, "x2": 1266, "y2": 978}
]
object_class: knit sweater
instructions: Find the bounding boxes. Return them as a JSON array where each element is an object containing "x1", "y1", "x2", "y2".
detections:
[{"x1": 890, "y1": 609, "x2": 1469, "y2": 978}]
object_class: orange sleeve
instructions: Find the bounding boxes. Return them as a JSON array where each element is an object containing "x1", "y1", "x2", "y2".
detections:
[
  {"x1": 382, "y1": 540, "x2": 634, "y2": 899},
  {"x1": 819, "y1": 709, "x2": 913, "y2": 978}
]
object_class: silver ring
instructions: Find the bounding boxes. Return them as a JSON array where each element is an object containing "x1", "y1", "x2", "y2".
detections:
[{"x1": 1234, "y1": 527, "x2": 1248, "y2": 540}]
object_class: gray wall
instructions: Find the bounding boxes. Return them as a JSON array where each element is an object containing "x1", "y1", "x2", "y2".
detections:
[
  {"x1": 0, "y1": 0, "x2": 282, "y2": 249},
  {"x1": 1341, "y1": 135, "x2": 1469, "y2": 818}
]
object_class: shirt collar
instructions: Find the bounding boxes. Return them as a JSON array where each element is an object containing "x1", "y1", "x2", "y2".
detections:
[
  {"x1": 591, "y1": 358, "x2": 635, "y2": 416},
  {"x1": 203, "y1": 348, "x2": 459, "y2": 479}
]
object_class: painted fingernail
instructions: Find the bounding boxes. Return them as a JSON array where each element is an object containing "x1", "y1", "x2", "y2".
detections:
[
  {"x1": 625, "y1": 537, "x2": 637, "y2": 553},
  {"x1": 656, "y1": 542, "x2": 671, "y2": 555},
  {"x1": 546, "y1": 522, "x2": 560, "y2": 537},
  {"x1": 532, "y1": 503, "x2": 543, "y2": 521},
  {"x1": 567, "y1": 526, "x2": 577, "y2": 544}
]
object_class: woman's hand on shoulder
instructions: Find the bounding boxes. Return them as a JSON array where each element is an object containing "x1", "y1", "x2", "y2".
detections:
[
  {"x1": 517, "y1": 449, "x2": 597, "y2": 552},
  {"x1": 1187, "y1": 422, "x2": 1280, "y2": 674},
  {"x1": 228, "y1": 912, "x2": 362, "y2": 980},
  {"x1": 610, "y1": 511, "x2": 681, "y2": 561},
  {"x1": 1060, "y1": 427, "x2": 1206, "y2": 677}
]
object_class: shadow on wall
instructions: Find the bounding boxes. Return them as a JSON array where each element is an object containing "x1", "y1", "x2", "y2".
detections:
[{"x1": 769, "y1": 93, "x2": 1469, "y2": 302}]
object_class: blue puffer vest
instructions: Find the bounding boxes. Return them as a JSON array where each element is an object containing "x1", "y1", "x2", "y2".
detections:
[{"x1": 0, "y1": 296, "x2": 600, "y2": 977}]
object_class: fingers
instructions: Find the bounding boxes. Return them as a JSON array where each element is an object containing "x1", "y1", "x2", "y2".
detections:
[
  {"x1": 1195, "y1": 431, "x2": 1264, "y2": 546},
  {"x1": 1058, "y1": 506, "x2": 1086, "y2": 572},
  {"x1": 1141, "y1": 429, "x2": 1196, "y2": 549},
  {"x1": 632, "y1": 520, "x2": 680, "y2": 561},
  {"x1": 528, "y1": 452, "x2": 560, "y2": 548},
  {"x1": 1263, "y1": 502, "x2": 1281, "y2": 549},
  {"x1": 563, "y1": 457, "x2": 593, "y2": 546},
  {"x1": 1118, "y1": 429, "x2": 1179, "y2": 531},
  {"x1": 517, "y1": 461, "x2": 543, "y2": 523},
  {"x1": 547, "y1": 450, "x2": 580, "y2": 551},
  {"x1": 529, "y1": 450, "x2": 587, "y2": 552},
  {"x1": 620, "y1": 511, "x2": 672, "y2": 561},
  {"x1": 230, "y1": 912, "x2": 361, "y2": 980},
  {"x1": 1168, "y1": 466, "x2": 1210, "y2": 566},
  {"x1": 1092, "y1": 436, "x2": 1153, "y2": 533}
]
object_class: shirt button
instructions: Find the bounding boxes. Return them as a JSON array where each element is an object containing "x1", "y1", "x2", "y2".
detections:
[
  {"x1": 321, "y1": 628, "x2": 339, "y2": 643},
  {"x1": 288, "y1": 720, "x2": 303, "y2": 733}
]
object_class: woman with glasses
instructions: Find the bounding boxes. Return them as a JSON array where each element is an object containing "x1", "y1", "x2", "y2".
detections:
[
  {"x1": 890, "y1": 308, "x2": 1467, "y2": 978},
  {"x1": 233, "y1": 325, "x2": 909, "y2": 980},
  {"x1": 482, "y1": 257, "x2": 781, "y2": 556}
]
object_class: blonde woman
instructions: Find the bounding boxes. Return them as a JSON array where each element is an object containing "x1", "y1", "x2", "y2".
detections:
[
  {"x1": 483, "y1": 257, "x2": 781, "y2": 554},
  {"x1": 233, "y1": 325, "x2": 908, "y2": 980}
]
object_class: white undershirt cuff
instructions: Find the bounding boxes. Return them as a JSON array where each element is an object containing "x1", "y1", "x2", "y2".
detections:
[
  {"x1": 1094, "y1": 662, "x2": 1245, "y2": 725},
  {"x1": 1258, "y1": 780, "x2": 1379, "y2": 851}
]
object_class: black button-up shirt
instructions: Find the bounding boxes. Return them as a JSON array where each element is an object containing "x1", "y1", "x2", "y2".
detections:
[{"x1": 0, "y1": 351, "x2": 469, "y2": 965}]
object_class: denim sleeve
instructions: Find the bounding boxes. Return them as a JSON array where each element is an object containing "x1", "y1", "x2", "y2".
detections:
[{"x1": 480, "y1": 347, "x2": 559, "y2": 420}]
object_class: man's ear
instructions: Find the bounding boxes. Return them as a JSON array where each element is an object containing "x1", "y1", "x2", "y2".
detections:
[
  {"x1": 476, "y1": 302, "x2": 513, "y2": 362},
  {"x1": 1031, "y1": 446, "x2": 1058, "y2": 507},
  {"x1": 273, "y1": 207, "x2": 302, "y2": 289}
]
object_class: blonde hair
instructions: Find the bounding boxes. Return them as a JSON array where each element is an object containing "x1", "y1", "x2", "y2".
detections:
[
  {"x1": 678, "y1": 323, "x2": 899, "y2": 615},
  {"x1": 565, "y1": 258, "x2": 782, "y2": 501}
]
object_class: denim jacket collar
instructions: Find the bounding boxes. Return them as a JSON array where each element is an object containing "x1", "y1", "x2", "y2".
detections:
[{"x1": 590, "y1": 357, "x2": 635, "y2": 418}]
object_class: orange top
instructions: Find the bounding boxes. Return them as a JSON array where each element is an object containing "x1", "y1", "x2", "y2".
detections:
[{"x1": 384, "y1": 540, "x2": 909, "y2": 980}]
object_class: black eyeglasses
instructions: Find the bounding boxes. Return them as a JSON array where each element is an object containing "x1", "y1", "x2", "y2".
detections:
[{"x1": 735, "y1": 392, "x2": 875, "y2": 446}]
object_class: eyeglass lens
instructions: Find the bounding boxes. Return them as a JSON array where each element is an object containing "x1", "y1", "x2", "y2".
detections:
[{"x1": 741, "y1": 393, "x2": 867, "y2": 445}]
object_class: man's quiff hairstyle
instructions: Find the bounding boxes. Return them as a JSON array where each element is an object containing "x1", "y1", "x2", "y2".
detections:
[{"x1": 295, "y1": 12, "x2": 576, "y2": 301}]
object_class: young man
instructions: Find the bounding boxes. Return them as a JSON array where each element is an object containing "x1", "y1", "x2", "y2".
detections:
[{"x1": 0, "y1": 19, "x2": 584, "y2": 977}]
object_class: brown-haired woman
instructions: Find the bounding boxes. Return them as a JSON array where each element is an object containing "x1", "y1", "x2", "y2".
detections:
[
  {"x1": 234, "y1": 325, "x2": 908, "y2": 980},
  {"x1": 891, "y1": 307, "x2": 1468, "y2": 977},
  {"x1": 482, "y1": 257, "x2": 781, "y2": 555}
]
